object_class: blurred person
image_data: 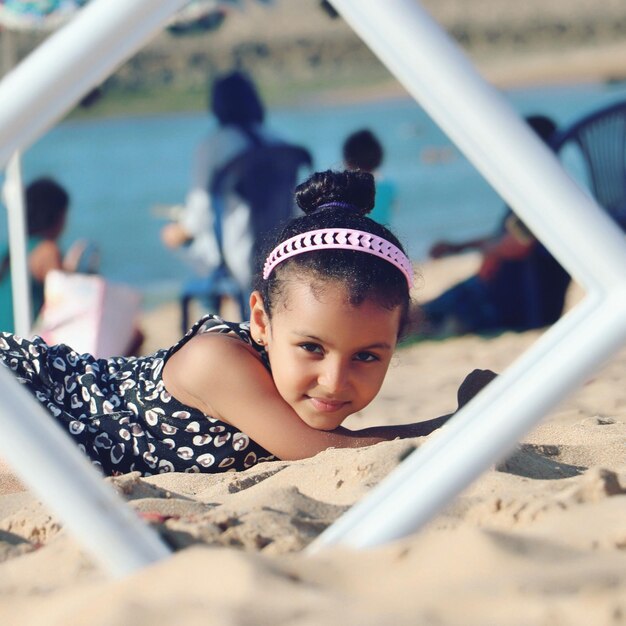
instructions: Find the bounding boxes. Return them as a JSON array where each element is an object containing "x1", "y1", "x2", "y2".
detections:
[
  {"x1": 161, "y1": 71, "x2": 310, "y2": 317},
  {"x1": 412, "y1": 115, "x2": 571, "y2": 338},
  {"x1": 343, "y1": 128, "x2": 396, "y2": 226},
  {"x1": 0, "y1": 177, "x2": 98, "y2": 333},
  {"x1": 428, "y1": 115, "x2": 558, "y2": 261}
]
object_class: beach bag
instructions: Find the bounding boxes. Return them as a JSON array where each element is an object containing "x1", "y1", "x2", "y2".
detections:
[{"x1": 33, "y1": 270, "x2": 141, "y2": 358}]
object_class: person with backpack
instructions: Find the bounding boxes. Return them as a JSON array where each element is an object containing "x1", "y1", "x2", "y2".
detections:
[{"x1": 161, "y1": 71, "x2": 310, "y2": 321}]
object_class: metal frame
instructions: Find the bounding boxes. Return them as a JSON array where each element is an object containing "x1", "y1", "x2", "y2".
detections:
[
  {"x1": 0, "y1": 0, "x2": 187, "y2": 166},
  {"x1": 307, "y1": 0, "x2": 626, "y2": 552},
  {"x1": 0, "y1": 0, "x2": 190, "y2": 334},
  {"x1": 0, "y1": 0, "x2": 625, "y2": 571},
  {"x1": 0, "y1": 365, "x2": 171, "y2": 576},
  {"x1": 0, "y1": 0, "x2": 192, "y2": 577},
  {"x1": 3, "y1": 152, "x2": 31, "y2": 336}
]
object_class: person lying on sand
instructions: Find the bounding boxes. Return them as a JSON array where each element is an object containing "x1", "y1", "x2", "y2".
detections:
[{"x1": 1, "y1": 170, "x2": 495, "y2": 477}]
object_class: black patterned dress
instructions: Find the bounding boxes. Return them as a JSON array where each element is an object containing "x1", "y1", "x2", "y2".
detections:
[{"x1": 0, "y1": 316, "x2": 277, "y2": 476}]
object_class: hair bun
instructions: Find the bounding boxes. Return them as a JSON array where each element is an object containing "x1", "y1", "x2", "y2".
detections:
[{"x1": 295, "y1": 170, "x2": 375, "y2": 216}]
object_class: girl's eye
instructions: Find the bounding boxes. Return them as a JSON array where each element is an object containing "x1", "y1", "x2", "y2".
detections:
[
  {"x1": 354, "y1": 352, "x2": 379, "y2": 363},
  {"x1": 300, "y1": 343, "x2": 323, "y2": 354}
]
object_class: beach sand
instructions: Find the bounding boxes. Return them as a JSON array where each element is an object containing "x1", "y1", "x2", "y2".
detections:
[
  {"x1": 0, "y1": 253, "x2": 624, "y2": 625},
  {"x1": 2, "y1": 2, "x2": 625, "y2": 621}
]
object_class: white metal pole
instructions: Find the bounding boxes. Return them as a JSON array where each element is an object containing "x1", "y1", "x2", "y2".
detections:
[
  {"x1": 0, "y1": 365, "x2": 171, "y2": 576},
  {"x1": 308, "y1": 0, "x2": 626, "y2": 552},
  {"x1": 0, "y1": 0, "x2": 192, "y2": 577},
  {"x1": 1, "y1": 24, "x2": 31, "y2": 336},
  {"x1": 327, "y1": 0, "x2": 626, "y2": 293},
  {"x1": 0, "y1": 0, "x2": 187, "y2": 334},
  {"x1": 3, "y1": 152, "x2": 31, "y2": 336},
  {"x1": 0, "y1": 0, "x2": 189, "y2": 168},
  {"x1": 309, "y1": 294, "x2": 626, "y2": 550}
]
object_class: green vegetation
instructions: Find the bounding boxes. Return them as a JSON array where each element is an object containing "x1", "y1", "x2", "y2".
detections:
[
  {"x1": 68, "y1": 85, "x2": 208, "y2": 120},
  {"x1": 68, "y1": 65, "x2": 398, "y2": 120}
]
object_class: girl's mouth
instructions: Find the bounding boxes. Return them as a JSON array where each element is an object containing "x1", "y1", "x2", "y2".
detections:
[{"x1": 308, "y1": 397, "x2": 348, "y2": 413}]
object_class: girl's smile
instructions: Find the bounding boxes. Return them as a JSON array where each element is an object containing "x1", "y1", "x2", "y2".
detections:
[
  {"x1": 307, "y1": 396, "x2": 350, "y2": 413},
  {"x1": 250, "y1": 280, "x2": 402, "y2": 431}
]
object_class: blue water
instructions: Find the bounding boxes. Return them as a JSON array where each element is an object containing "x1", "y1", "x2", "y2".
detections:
[{"x1": 3, "y1": 80, "x2": 626, "y2": 307}]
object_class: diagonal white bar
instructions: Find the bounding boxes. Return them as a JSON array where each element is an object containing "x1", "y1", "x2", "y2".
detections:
[
  {"x1": 0, "y1": 0, "x2": 192, "y2": 576},
  {"x1": 308, "y1": 0, "x2": 626, "y2": 552},
  {"x1": 0, "y1": 0, "x2": 190, "y2": 341},
  {"x1": 0, "y1": 364, "x2": 171, "y2": 576},
  {"x1": 0, "y1": 0, "x2": 188, "y2": 168}
]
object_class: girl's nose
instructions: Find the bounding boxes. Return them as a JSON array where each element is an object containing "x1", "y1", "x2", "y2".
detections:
[{"x1": 319, "y1": 359, "x2": 349, "y2": 395}]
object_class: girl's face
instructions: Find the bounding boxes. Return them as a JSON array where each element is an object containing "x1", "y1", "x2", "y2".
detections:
[{"x1": 250, "y1": 279, "x2": 402, "y2": 431}]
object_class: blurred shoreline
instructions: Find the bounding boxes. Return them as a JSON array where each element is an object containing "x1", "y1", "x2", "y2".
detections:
[
  {"x1": 5, "y1": 0, "x2": 626, "y2": 119},
  {"x1": 59, "y1": 0, "x2": 626, "y2": 119},
  {"x1": 70, "y1": 48, "x2": 626, "y2": 120}
]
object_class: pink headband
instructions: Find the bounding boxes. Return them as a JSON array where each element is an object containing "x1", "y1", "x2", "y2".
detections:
[{"x1": 262, "y1": 228, "x2": 413, "y2": 288}]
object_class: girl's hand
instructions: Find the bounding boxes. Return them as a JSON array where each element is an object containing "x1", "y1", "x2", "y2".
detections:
[
  {"x1": 345, "y1": 368, "x2": 499, "y2": 443},
  {"x1": 456, "y1": 368, "x2": 498, "y2": 410}
]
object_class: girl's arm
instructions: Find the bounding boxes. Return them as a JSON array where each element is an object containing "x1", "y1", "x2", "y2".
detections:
[
  {"x1": 334, "y1": 368, "x2": 496, "y2": 443},
  {"x1": 334, "y1": 414, "x2": 453, "y2": 442},
  {"x1": 163, "y1": 335, "x2": 496, "y2": 461}
]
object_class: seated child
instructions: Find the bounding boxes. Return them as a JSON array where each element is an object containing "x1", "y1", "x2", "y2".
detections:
[
  {"x1": 0, "y1": 177, "x2": 94, "y2": 334},
  {"x1": 343, "y1": 128, "x2": 396, "y2": 226},
  {"x1": 1, "y1": 170, "x2": 494, "y2": 477}
]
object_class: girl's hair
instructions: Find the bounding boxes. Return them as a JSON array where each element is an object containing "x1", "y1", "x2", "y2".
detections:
[
  {"x1": 254, "y1": 170, "x2": 412, "y2": 337},
  {"x1": 26, "y1": 177, "x2": 69, "y2": 236},
  {"x1": 210, "y1": 71, "x2": 265, "y2": 127}
]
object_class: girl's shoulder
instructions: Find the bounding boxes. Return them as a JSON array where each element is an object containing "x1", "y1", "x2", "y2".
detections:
[
  {"x1": 167, "y1": 314, "x2": 268, "y2": 369},
  {"x1": 175, "y1": 327, "x2": 259, "y2": 373},
  {"x1": 162, "y1": 315, "x2": 269, "y2": 421}
]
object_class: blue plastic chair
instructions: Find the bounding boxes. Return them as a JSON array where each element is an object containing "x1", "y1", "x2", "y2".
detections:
[
  {"x1": 552, "y1": 100, "x2": 626, "y2": 229},
  {"x1": 505, "y1": 100, "x2": 626, "y2": 331},
  {"x1": 180, "y1": 142, "x2": 312, "y2": 333}
]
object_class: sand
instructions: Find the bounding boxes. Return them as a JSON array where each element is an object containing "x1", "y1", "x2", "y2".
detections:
[
  {"x1": 2, "y1": 1, "x2": 625, "y2": 621},
  {"x1": 0, "y1": 252, "x2": 624, "y2": 625}
]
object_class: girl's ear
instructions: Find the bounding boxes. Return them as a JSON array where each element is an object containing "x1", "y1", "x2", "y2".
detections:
[{"x1": 249, "y1": 291, "x2": 270, "y2": 345}]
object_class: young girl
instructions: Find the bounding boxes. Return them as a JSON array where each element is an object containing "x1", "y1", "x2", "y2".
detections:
[{"x1": 1, "y1": 170, "x2": 491, "y2": 477}]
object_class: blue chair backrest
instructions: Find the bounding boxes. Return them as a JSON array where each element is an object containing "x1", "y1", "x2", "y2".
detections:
[
  {"x1": 492, "y1": 100, "x2": 626, "y2": 331},
  {"x1": 551, "y1": 100, "x2": 626, "y2": 229}
]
